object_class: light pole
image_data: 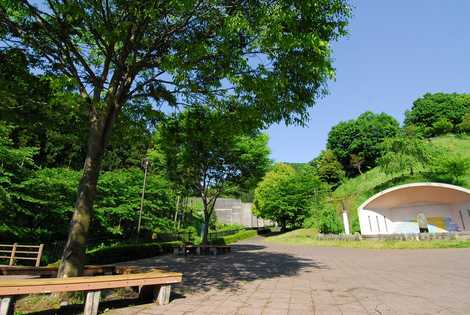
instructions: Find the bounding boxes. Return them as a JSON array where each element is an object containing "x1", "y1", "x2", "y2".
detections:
[{"x1": 137, "y1": 158, "x2": 150, "y2": 237}]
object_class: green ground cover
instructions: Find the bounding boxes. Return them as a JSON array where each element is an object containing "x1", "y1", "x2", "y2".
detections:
[
  {"x1": 266, "y1": 229, "x2": 470, "y2": 249},
  {"x1": 333, "y1": 134, "x2": 470, "y2": 232}
]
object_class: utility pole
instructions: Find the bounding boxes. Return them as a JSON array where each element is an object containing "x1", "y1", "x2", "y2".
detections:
[{"x1": 137, "y1": 158, "x2": 150, "y2": 237}]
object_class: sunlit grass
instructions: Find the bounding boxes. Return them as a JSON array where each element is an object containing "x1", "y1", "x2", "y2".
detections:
[{"x1": 266, "y1": 229, "x2": 470, "y2": 249}]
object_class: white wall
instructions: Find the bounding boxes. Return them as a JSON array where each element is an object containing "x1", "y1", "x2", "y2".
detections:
[{"x1": 359, "y1": 203, "x2": 464, "y2": 235}]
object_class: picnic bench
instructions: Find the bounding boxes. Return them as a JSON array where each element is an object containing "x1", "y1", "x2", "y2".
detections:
[
  {"x1": 0, "y1": 244, "x2": 44, "y2": 267},
  {"x1": 173, "y1": 244, "x2": 231, "y2": 256},
  {"x1": 0, "y1": 269, "x2": 182, "y2": 315}
]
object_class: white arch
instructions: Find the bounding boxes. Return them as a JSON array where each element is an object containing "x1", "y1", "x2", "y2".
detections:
[{"x1": 358, "y1": 182, "x2": 470, "y2": 235}]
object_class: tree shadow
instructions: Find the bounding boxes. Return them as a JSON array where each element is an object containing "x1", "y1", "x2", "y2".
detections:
[
  {"x1": 120, "y1": 242, "x2": 328, "y2": 294},
  {"x1": 23, "y1": 242, "x2": 327, "y2": 314}
]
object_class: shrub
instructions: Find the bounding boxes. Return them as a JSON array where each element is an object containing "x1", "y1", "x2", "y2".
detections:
[
  {"x1": 432, "y1": 118, "x2": 453, "y2": 135},
  {"x1": 431, "y1": 155, "x2": 470, "y2": 185},
  {"x1": 209, "y1": 229, "x2": 257, "y2": 245},
  {"x1": 86, "y1": 241, "x2": 182, "y2": 264},
  {"x1": 305, "y1": 205, "x2": 343, "y2": 234},
  {"x1": 458, "y1": 113, "x2": 470, "y2": 134}
]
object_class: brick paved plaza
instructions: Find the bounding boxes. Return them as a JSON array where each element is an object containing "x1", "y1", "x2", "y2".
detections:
[{"x1": 107, "y1": 237, "x2": 470, "y2": 315}]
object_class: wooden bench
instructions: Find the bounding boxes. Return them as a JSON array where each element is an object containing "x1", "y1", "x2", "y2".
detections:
[
  {"x1": 173, "y1": 244, "x2": 231, "y2": 256},
  {"x1": 0, "y1": 244, "x2": 44, "y2": 267},
  {"x1": 0, "y1": 265, "x2": 118, "y2": 278},
  {"x1": 0, "y1": 269, "x2": 182, "y2": 315}
]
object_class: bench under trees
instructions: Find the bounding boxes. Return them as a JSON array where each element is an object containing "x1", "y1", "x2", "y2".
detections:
[{"x1": 0, "y1": 269, "x2": 182, "y2": 315}]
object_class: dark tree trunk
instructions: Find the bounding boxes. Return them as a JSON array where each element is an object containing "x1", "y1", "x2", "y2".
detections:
[
  {"x1": 201, "y1": 212, "x2": 210, "y2": 245},
  {"x1": 58, "y1": 103, "x2": 119, "y2": 278}
]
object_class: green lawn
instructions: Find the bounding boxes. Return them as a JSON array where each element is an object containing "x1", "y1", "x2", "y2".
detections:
[{"x1": 266, "y1": 229, "x2": 470, "y2": 249}]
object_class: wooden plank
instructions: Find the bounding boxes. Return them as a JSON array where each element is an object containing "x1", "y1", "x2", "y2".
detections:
[
  {"x1": 0, "y1": 296, "x2": 15, "y2": 315},
  {"x1": 84, "y1": 291, "x2": 100, "y2": 315},
  {"x1": 0, "y1": 271, "x2": 182, "y2": 295},
  {"x1": 35, "y1": 245, "x2": 44, "y2": 267},
  {"x1": 5, "y1": 250, "x2": 39, "y2": 255},
  {"x1": 8, "y1": 245, "x2": 16, "y2": 266}
]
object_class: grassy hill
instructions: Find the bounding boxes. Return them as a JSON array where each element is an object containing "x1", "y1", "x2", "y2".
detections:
[{"x1": 332, "y1": 134, "x2": 470, "y2": 232}]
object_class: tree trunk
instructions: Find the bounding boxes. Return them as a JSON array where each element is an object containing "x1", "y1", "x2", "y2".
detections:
[
  {"x1": 201, "y1": 209, "x2": 210, "y2": 245},
  {"x1": 58, "y1": 104, "x2": 118, "y2": 278}
]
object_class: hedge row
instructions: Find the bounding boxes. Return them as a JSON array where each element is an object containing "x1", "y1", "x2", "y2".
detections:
[
  {"x1": 209, "y1": 229, "x2": 257, "y2": 245},
  {"x1": 86, "y1": 241, "x2": 182, "y2": 264}
]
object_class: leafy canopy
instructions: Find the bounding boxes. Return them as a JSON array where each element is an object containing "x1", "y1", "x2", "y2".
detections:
[
  {"x1": 377, "y1": 134, "x2": 435, "y2": 176},
  {"x1": 404, "y1": 93, "x2": 470, "y2": 137},
  {"x1": 254, "y1": 164, "x2": 327, "y2": 230},
  {"x1": 326, "y1": 111, "x2": 400, "y2": 175},
  {"x1": 1, "y1": 0, "x2": 351, "y2": 125}
]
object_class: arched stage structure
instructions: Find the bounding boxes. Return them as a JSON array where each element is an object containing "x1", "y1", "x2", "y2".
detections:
[{"x1": 358, "y1": 183, "x2": 470, "y2": 235}]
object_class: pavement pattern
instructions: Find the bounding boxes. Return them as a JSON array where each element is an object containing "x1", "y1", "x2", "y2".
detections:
[{"x1": 106, "y1": 237, "x2": 470, "y2": 315}]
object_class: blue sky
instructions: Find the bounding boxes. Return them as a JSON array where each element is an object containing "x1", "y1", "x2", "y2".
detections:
[{"x1": 267, "y1": 0, "x2": 470, "y2": 163}]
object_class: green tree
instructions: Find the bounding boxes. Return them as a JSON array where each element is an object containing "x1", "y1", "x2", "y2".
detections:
[
  {"x1": 254, "y1": 164, "x2": 327, "y2": 231},
  {"x1": 327, "y1": 112, "x2": 400, "y2": 175},
  {"x1": 1, "y1": 0, "x2": 350, "y2": 276},
  {"x1": 458, "y1": 113, "x2": 470, "y2": 134},
  {"x1": 431, "y1": 155, "x2": 470, "y2": 186},
  {"x1": 13, "y1": 168, "x2": 175, "y2": 243},
  {"x1": 0, "y1": 122, "x2": 37, "y2": 240},
  {"x1": 0, "y1": 49, "x2": 155, "y2": 170},
  {"x1": 151, "y1": 106, "x2": 271, "y2": 244},
  {"x1": 404, "y1": 93, "x2": 470, "y2": 136},
  {"x1": 310, "y1": 149, "x2": 345, "y2": 187},
  {"x1": 432, "y1": 118, "x2": 453, "y2": 136},
  {"x1": 377, "y1": 134, "x2": 435, "y2": 176}
]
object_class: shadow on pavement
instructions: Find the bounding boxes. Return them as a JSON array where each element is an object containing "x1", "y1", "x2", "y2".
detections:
[{"x1": 121, "y1": 242, "x2": 328, "y2": 293}]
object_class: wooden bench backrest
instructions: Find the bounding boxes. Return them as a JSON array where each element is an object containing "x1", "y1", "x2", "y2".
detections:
[{"x1": 0, "y1": 243, "x2": 44, "y2": 267}]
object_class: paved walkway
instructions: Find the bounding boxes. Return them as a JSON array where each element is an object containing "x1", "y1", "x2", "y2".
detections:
[{"x1": 106, "y1": 237, "x2": 470, "y2": 315}]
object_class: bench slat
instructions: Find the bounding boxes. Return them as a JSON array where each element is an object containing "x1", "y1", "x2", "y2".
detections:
[{"x1": 0, "y1": 270, "x2": 182, "y2": 295}]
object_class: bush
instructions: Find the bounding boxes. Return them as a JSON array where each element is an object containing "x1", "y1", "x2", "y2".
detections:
[
  {"x1": 432, "y1": 118, "x2": 453, "y2": 135},
  {"x1": 458, "y1": 113, "x2": 470, "y2": 134},
  {"x1": 304, "y1": 205, "x2": 343, "y2": 234},
  {"x1": 209, "y1": 229, "x2": 257, "y2": 245},
  {"x1": 86, "y1": 241, "x2": 182, "y2": 264},
  {"x1": 431, "y1": 155, "x2": 470, "y2": 185}
]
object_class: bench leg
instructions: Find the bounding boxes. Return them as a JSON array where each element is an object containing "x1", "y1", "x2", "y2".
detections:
[
  {"x1": 0, "y1": 296, "x2": 15, "y2": 315},
  {"x1": 84, "y1": 290, "x2": 101, "y2": 315},
  {"x1": 156, "y1": 285, "x2": 172, "y2": 305}
]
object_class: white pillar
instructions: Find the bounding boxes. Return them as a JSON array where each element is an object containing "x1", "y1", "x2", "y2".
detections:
[{"x1": 342, "y1": 210, "x2": 350, "y2": 235}]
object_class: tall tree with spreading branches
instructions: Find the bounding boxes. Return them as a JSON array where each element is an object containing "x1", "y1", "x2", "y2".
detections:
[{"x1": 0, "y1": 0, "x2": 350, "y2": 277}]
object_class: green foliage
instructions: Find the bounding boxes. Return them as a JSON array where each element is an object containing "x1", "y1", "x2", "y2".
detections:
[
  {"x1": 12, "y1": 168, "x2": 79, "y2": 242},
  {"x1": 86, "y1": 241, "x2": 182, "y2": 265},
  {"x1": 10, "y1": 167, "x2": 176, "y2": 242},
  {"x1": 94, "y1": 169, "x2": 176, "y2": 238},
  {"x1": 209, "y1": 229, "x2": 257, "y2": 245},
  {"x1": 431, "y1": 155, "x2": 470, "y2": 186},
  {"x1": 151, "y1": 105, "x2": 271, "y2": 243},
  {"x1": 0, "y1": 122, "x2": 38, "y2": 240},
  {"x1": 458, "y1": 113, "x2": 470, "y2": 134},
  {"x1": 0, "y1": 49, "x2": 156, "y2": 171},
  {"x1": 378, "y1": 134, "x2": 435, "y2": 176},
  {"x1": 432, "y1": 118, "x2": 453, "y2": 135},
  {"x1": 310, "y1": 149, "x2": 345, "y2": 187},
  {"x1": 404, "y1": 93, "x2": 470, "y2": 136},
  {"x1": 304, "y1": 205, "x2": 343, "y2": 234},
  {"x1": 334, "y1": 134, "x2": 470, "y2": 233},
  {"x1": 327, "y1": 112, "x2": 400, "y2": 175},
  {"x1": 254, "y1": 164, "x2": 328, "y2": 230}
]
